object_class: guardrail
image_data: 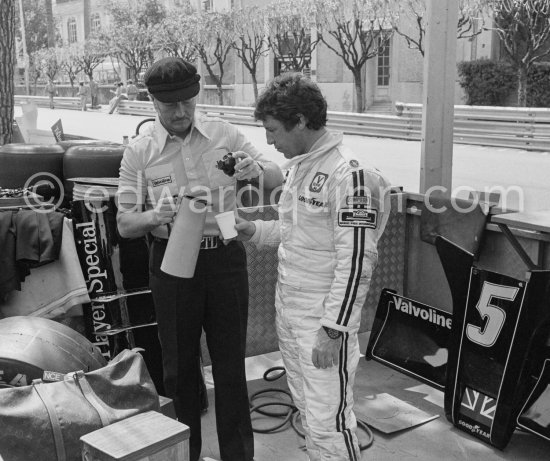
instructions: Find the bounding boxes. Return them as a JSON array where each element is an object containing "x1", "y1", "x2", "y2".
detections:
[
  {"x1": 15, "y1": 94, "x2": 81, "y2": 111},
  {"x1": 15, "y1": 95, "x2": 550, "y2": 152},
  {"x1": 396, "y1": 102, "x2": 550, "y2": 151}
]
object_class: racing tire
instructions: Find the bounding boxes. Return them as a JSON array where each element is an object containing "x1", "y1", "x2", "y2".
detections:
[
  {"x1": 62, "y1": 145, "x2": 126, "y2": 201},
  {"x1": 0, "y1": 143, "x2": 65, "y2": 203}
]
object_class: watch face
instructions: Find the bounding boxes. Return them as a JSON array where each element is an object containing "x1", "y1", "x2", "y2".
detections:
[{"x1": 324, "y1": 327, "x2": 341, "y2": 339}]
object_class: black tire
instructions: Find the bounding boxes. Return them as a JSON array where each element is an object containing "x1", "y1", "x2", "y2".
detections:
[
  {"x1": 0, "y1": 143, "x2": 65, "y2": 203},
  {"x1": 63, "y1": 145, "x2": 126, "y2": 201},
  {"x1": 0, "y1": 316, "x2": 106, "y2": 387}
]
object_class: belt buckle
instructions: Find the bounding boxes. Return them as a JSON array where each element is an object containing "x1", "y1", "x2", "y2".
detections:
[{"x1": 201, "y1": 236, "x2": 219, "y2": 250}]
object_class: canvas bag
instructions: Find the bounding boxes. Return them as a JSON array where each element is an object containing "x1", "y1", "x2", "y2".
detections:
[{"x1": 0, "y1": 349, "x2": 160, "y2": 461}]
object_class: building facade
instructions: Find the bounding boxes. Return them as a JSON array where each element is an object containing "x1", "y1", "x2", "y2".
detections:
[{"x1": 47, "y1": 0, "x2": 496, "y2": 111}]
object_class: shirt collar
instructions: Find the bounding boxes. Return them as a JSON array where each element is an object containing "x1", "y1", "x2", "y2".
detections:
[{"x1": 154, "y1": 112, "x2": 211, "y2": 154}]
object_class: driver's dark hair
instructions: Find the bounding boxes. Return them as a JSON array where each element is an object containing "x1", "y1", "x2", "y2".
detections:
[{"x1": 254, "y1": 72, "x2": 327, "y2": 130}]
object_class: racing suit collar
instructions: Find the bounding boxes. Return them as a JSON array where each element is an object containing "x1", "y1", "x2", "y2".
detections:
[{"x1": 282, "y1": 130, "x2": 344, "y2": 169}]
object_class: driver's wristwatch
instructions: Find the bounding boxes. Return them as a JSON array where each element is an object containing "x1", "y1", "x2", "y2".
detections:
[{"x1": 323, "y1": 326, "x2": 342, "y2": 340}]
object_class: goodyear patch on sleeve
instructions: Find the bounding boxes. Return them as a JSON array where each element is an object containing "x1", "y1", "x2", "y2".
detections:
[{"x1": 338, "y1": 208, "x2": 378, "y2": 228}]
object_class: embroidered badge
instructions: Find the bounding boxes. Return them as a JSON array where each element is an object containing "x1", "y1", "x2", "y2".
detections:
[
  {"x1": 151, "y1": 175, "x2": 173, "y2": 187},
  {"x1": 346, "y1": 196, "x2": 371, "y2": 207},
  {"x1": 338, "y1": 208, "x2": 378, "y2": 228},
  {"x1": 349, "y1": 159, "x2": 359, "y2": 168},
  {"x1": 309, "y1": 173, "x2": 328, "y2": 192}
]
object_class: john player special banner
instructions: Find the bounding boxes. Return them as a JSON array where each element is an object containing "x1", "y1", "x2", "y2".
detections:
[
  {"x1": 366, "y1": 289, "x2": 452, "y2": 390},
  {"x1": 71, "y1": 199, "x2": 130, "y2": 360}
]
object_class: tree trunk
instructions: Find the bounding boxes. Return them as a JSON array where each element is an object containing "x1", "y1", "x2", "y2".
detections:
[
  {"x1": 251, "y1": 73, "x2": 258, "y2": 102},
  {"x1": 0, "y1": 0, "x2": 16, "y2": 145},
  {"x1": 217, "y1": 83, "x2": 224, "y2": 106},
  {"x1": 45, "y1": 0, "x2": 55, "y2": 48},
  {"x1": 352, "y1": 68, "x2": 365, "y2": 113},
  {"x1": 517, "y1": 66, "x2": 528, "y2": 107}
]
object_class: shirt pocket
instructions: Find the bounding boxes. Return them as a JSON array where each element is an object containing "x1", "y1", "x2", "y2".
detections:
[{"x1": 145, "y1": 163, "x2": 179, "y2": 203}]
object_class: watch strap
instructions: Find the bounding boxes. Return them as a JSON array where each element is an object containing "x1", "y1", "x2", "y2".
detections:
[{"x1": 323, "y1": 326, "x2": 342, "y2": 339}]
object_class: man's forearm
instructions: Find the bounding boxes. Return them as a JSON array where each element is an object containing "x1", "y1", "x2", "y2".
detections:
[{"x1": 117, "y1": 209, "x2": 158, "y2": 239}]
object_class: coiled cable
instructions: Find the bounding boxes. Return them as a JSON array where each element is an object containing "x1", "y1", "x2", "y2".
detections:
[{"x1": 249, "y1": 366, "x2": 374, "y2": 450}]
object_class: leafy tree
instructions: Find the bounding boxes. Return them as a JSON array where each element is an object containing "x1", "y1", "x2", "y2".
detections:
[
  {"x1": 102, "y1": 0, "x2": 167, "y2": 80},
  {"x1": 316, "y1": 0, "x2": 396, "y2": 113},
  {"x1": 156, "y1": 9, "x2": 198, "y2": 62},
  {"x1": 37, "y1": 47, "x2": 61, "y2": 82},
  {"x1": 74, "y1": 37, "x2": 107, "y2": 81},
  {"x1": 188, "y1": 11, "x2": 235, "y2": 106},
  {"x1": 231, "y1": 6, "x2": 270, "y2": 102},
  {"x1": 59, "y1": 44, "x2": 84, "y2": 93},
  {"x1": 389, "y1": 0, "x2": 487, "y2": 57},
  {"x1": 0, "y1": 0, "x2": 16, "y2": 145},
  {"x1": 15, "y1": 0, "x2": 55, "y2": 55},
  {"x1": 488, "y1": 0, "x2": 550, "y2": 106},
  {"x1": 265, "y1": 0, "x2": 320, "y2": 74}
]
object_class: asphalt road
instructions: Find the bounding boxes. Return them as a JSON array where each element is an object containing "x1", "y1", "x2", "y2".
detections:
[{"x1": 18, "y1": 106, "x2": 550, "y2": 212}]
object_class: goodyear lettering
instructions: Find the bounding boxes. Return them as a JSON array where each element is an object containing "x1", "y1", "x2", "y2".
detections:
[
  {"x1": 298, "y1": 195, "x2": 327, "y2": 208},
  {"x1": 392, "y1": 295, "x2": 452, "y2": 330},
  {"x1": 457, "y1": 419, "x2": 490, "y2": 440}
]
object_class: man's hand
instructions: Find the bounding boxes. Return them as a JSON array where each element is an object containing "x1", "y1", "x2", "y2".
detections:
[
  {"x1": 232, "y1": 151, "x2": 263, "y2": 181},
  {"x1": 312, "y1": 328, "x2": 341, "y2": 369},
  {"x1": 235, "y1": 216, "x2": 256, "y2": 241},
  {"x1": 150, "y1": 195, "x2": 178, "y2": 227}
]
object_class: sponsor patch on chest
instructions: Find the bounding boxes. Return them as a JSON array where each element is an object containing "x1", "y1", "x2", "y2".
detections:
[
  {"x1": 309, "y1": 172, "x2": 328, "y2": 192},
  {"x1": 346, "y1": 195, "x2": 371, "y2": 207},
  {"x1": 338, "y1": 208, "x2": 378, "y2": 228},
  {"x1": 150, "y1": 175, "x2": 173, "y2": 187}
]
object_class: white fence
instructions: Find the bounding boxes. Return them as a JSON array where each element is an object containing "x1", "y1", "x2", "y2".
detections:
[{"x1": 14, "y1": 95, "x2": 550, "y2": 151}]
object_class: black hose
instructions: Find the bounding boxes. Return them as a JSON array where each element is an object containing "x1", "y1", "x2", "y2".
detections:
[{"x1": 249, "y1": 365, "x2": 374, "y2": 451}]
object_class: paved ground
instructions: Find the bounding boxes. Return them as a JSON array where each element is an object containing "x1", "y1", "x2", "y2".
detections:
[
  {"x1": 199, "y1": 333, "x2": 550, "y2": 461},
  {"x1": 18, "y1": 105, "x2": 550, "y2": 212}
]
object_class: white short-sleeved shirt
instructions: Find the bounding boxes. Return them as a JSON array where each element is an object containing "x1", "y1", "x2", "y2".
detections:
[{"x1": 117, "y1": 113, "x2": 266, "y2": 238}]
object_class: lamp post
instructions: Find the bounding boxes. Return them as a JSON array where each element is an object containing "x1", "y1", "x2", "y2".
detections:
[{"x1": 17, "y1": 0, "x2": 30, "y2": 95}]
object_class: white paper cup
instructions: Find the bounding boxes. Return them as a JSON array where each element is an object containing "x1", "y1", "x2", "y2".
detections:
[{"x1": 215, "y1": 211, "x2": 237, "y2": 239}]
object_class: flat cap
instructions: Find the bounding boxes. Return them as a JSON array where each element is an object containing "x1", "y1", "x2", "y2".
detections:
[{"x1": 144, "y1": 57, "x2": 201, "y2": 102}]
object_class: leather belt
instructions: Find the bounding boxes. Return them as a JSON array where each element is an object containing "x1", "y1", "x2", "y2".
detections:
[{"x1": 153, "y1": 235, "x2": 221, "y2": 250}]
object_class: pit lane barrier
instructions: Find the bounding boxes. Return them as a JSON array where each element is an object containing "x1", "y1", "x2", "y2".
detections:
[{"x1": 14, "y1": 95, "x2": 550, "y2": 151}]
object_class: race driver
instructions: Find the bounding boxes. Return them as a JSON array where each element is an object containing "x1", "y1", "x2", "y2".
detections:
[{"x1": 234, "y1": 72, "x2": 391, "y2": 460}]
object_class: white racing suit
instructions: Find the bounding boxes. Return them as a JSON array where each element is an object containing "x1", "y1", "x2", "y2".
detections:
[{"x1": 250, "y1": 131, "x2": 391, "y2": 460}]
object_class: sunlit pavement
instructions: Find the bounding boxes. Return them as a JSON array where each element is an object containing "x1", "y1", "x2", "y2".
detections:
[{"x1": 21, "y1": 105, "x2": 550, "y2": 212}]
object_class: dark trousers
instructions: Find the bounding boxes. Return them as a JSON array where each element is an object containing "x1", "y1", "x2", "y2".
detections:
[{"x1": 149, "y1": 239, "x2": 254, "y2": 461}]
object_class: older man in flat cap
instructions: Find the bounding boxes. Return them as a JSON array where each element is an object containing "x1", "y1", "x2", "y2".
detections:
[{"x1": 116, "y1": 57, "x2": 282, "y2": 461}]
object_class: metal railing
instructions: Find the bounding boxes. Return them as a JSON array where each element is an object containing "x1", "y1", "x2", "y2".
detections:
[
  {"x1": 396, "y1": 102, "x2": 550, "y2": 151},
  {"x1": 14, "y1": 95, "x2": 550, "y2": 151},
  {"x1": 15, "y1": 94, "x2": 82, "y2": 111}
]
